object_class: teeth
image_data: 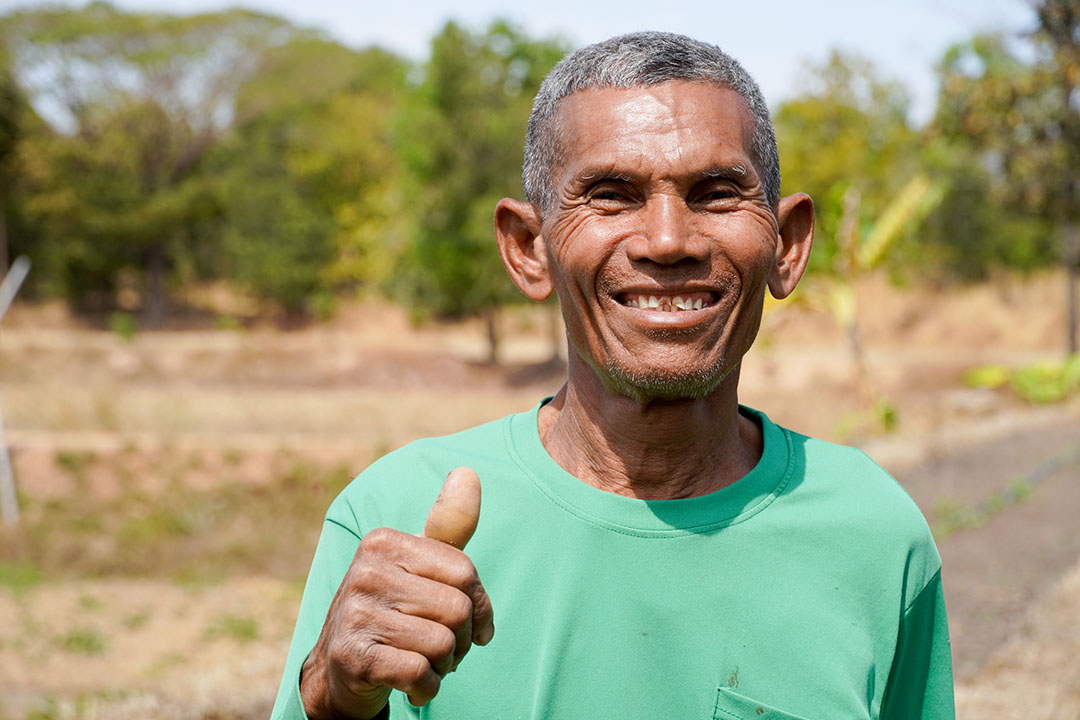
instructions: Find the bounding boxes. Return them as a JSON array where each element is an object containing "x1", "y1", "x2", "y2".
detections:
[{"x1": 624, "y1": 293, "x2": 710, "y2": 311}]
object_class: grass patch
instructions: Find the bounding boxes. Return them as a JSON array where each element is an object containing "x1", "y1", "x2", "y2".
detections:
[
  {"x1": 78, "y1": 592, "x2": 104, "y2": 611},
  {"x1": 59, "y1": 627, "x2": 106, "y2": 654},
  {"x1": 965, "y1": 354, "x2": 1080, "y2": 404},
  {"x1": 3, "y1": 446, "x2": 347, "y2": 582},
  {"x1": 0, "y1": 560, "x2": 42, "y2": 593},
  {"x1": 205, "y1": 614, "x2": 259, "y2": 643},
  {"x1": 122, "y1": 608, "x2": 151, "y2": 630},
  {"x1": 54, "y1": 450, "x2": 96, "y2": 481}
]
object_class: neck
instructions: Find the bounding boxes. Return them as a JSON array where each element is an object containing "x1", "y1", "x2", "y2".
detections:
[{"x1": 537, "y1": 355, "x2": 762, "y2": 500}]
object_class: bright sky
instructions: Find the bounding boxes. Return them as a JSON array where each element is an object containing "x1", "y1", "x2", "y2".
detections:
[{"x1": 1, "y1": 0, "x2": 1038, "y2": 124}]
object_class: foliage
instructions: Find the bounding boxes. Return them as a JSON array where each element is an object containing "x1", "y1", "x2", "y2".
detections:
[
  {"x1": 392, "y1": 20, "x2": 566, "y2": 360},
  {"x1": 774, "y1": 51, "x2": 922, "y2": 274},
  {"x1": 2, "y1": 3, "x2": 296, "y2": 322},
  {"x1": 925, "y1": 33, "x2": 1067, "y2": 277},
  {"x1": 211, "y1": 40, "x2": 408, "y2": 311},
  {"x1": 964, "y1": 354, "x2": 1080, "y2": 404}
]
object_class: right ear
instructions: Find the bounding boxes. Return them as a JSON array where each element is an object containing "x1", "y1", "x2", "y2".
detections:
[{"x1": 495, "y1": 198, "x2": 553, "y2": 302}]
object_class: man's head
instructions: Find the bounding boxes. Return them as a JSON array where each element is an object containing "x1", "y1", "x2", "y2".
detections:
[
  {"x1": 522, "y1": 31, "x2": 780, "y2": 217},
  {"x1": 496, "y1": 34, "x2": 813, "y2": 404}
]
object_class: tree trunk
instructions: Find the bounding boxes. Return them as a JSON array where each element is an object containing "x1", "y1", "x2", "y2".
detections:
[
  {"x1": 482, "y1": 306, "x2": 499, "y2": 366},
  {"x1": 142, "y1": 241, "x2": 167, "y2": 328},
  {"x1": 1065, "y1": 220, "x2": 1078, "y2": 356},
  {"x1": 0, "y1": 190, "x2": 8, "y2": 275}
]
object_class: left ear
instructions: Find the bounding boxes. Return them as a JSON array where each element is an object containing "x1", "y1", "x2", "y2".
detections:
[{"x1": 767, "y1": 192, "x2": 814, "y2": 300}]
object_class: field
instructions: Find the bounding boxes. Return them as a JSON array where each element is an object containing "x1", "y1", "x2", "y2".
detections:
[{"x1": 1, "y1": 273, "x2": 1079, "y2": 719}]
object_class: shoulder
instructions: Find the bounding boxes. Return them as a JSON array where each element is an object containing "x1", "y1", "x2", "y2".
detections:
[
  {"x1": 770, "y1": 420, "x2": 942, "y2": 594},
  {"x1": 324, "y1": 410, "x2": 521, "y2": 536}
]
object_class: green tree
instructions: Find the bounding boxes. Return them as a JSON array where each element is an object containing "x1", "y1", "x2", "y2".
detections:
[
  {"x1": 393, "y1": 20, "x2": 566, "y2": 363},
  {"x1": 932, "y1": 0, "x2": 1079, "y2": 352},
  {"x1": 3, "y1": 3, "x2": 294, "y2": 324},
  {"x1": 774, "y1": 51, "x2": 922, "y2": 274},
  {"x1": 212, "y1": 39, "x2": 408, "y2": 313},
  {"x1": 0, "y1": 40, "x2": 25, "y2": 274}
]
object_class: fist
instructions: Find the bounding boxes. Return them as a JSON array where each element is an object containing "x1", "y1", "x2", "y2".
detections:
[{"x1": 300, "y1": 468, "x2": 493, "y2": 720}]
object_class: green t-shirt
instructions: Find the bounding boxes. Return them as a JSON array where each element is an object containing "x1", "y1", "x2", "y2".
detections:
[{"x1": 272, "y1": 403, "x2": 953, "y2": 719}]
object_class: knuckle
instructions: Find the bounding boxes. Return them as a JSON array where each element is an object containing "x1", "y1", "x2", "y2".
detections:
[
  {"x1": 429, "y1": 624, "x2": 457, "y2": 661},
  {"x1": 348, "y1": 560, "x2": 388, "y2": 593},
  {"x1": 400, "y1": 651, "x2": 433, "y2": 686},
  {"x1": 446, "y1": 556, "x2": 478, "y2": 588},
  {"x1": 328, "y1": 635, "x2": 364, "y2": 675},
  {"x1": 471, "y1": 588, "x2": 492, "y2": 621},
  {"x1": 444, "y1": 591, "x2": 473, "y2": 627},
  {"x1": 360, "y1": 526, "x2": 399, "y2": 554}
]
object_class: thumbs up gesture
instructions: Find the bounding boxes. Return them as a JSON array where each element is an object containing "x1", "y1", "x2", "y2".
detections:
[{"x1": 300, "y1": 468, "x2": 494, "y2": 720}]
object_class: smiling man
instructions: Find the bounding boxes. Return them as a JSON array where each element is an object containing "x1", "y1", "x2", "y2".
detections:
[{"x1": 272, "y1": 32, "x2": 953, "y2": 720}]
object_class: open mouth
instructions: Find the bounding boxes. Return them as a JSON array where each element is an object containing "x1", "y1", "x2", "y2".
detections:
[{"x1": 617, "y1": 291, "x2": 718, "y2": 312}]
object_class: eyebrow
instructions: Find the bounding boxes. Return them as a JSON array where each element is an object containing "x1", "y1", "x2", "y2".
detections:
[
  {"x1": 699, "y1": 163, "x2": 750, "y2": 181},
  {"x1": 566, "y1": 162, "x2": 755, "y2": 190}
]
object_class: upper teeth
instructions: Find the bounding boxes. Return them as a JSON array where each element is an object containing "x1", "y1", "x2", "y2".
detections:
[{"x1": 624, "y1": 295, "x2": 705, "y2": 311}]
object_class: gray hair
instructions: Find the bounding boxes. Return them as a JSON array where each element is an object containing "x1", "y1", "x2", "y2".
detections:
[{"x1": 523, "y1": 32, "x2": 780, "y2": 215}]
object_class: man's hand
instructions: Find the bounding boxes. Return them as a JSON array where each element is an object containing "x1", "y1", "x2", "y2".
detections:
[{"x1": 300, "y1": 467, "x2": 494, "y2": 720}]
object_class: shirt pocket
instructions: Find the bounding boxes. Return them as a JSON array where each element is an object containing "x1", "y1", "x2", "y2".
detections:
[{"x1": 713, "y1": 686, "x2": 812, "y2": 720}]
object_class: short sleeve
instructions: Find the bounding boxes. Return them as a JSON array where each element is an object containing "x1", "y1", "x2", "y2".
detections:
[
  {"x1": 880, "y1": 570, "x2": 955, "y2": 719},
  {"x1": 269, "y1": 518, "x2": 363, "y2": 720}
]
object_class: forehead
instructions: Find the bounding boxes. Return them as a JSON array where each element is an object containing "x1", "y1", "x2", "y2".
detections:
[{"x1": 552, "y1": 81, "x2": 756, "y2": 180}]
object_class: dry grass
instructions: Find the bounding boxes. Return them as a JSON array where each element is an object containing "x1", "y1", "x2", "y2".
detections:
[
  {"x1": 0, "y1": 273, "x2": 1078, "y2": 718},
  {"x1": 955, "y1": 556, "x2": 1080, "y2": 718}
]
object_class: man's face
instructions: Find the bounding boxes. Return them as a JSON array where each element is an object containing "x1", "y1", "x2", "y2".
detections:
[{"x1": 541, "y1": 81, "x2": 782, "y2": 400}]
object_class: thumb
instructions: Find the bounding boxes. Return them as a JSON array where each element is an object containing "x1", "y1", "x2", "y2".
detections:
[{"x1": 423, "y1": 466, "x2": 481, "y2": 549}]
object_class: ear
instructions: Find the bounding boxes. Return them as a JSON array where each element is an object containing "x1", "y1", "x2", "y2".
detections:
[
  {"x1": 495, "y1": 198, "x2": 553, "y2": 302},
  {"x1": 767, "y1": 192, "x2": 814, "y2": 300}
]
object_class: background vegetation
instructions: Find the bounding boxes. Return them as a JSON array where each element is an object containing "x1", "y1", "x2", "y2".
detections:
[{"x1": 0, "y1": 2, "x2": 1077, "y2": 359}]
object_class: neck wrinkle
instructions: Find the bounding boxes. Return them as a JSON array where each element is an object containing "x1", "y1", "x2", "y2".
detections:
[{"x1": 538, "y1": 359, "x2": 762, "y2": 500}]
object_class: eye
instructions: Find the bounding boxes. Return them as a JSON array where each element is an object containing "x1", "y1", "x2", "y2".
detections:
[
  {"x1": 691, "y1": 182, "x2": 740, "y2": 208},
  {"x1": 587, "y1": 180, "x2": 638, "y2": 210}
]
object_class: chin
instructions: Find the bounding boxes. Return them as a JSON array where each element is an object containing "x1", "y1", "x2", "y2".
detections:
[{"x1": 601, "y1": 359, "x2": 731, "y2": 403}]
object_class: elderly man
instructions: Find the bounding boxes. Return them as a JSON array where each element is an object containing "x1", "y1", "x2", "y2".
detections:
[{"x1": 271, "y1": 32, "x2": 953, "y2": 720}]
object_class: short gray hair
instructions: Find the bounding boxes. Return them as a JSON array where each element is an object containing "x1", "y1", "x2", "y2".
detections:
[{"x1": 523, "y1": 32, "x2": 780, "y2": 214}]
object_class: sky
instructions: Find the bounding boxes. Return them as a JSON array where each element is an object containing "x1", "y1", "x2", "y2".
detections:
[{"x1": 1, "y1": 0, "x2": 1039, "y2": 124}]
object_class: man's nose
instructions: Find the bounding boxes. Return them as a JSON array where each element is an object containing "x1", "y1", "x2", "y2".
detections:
[{"x1": 625, "y1": 195, "x2": 709, "y2": 265}]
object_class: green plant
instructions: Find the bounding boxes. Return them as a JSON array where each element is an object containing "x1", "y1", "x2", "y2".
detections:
[
  {"x1": 206, "y1": 614, "x2": 258, "y2": 643},
  {"x1": 59, "y1": 627, "x2": 106, "y2": 654},
  {"x1": 962, "y1": 364, "x2": 1011, "y2": 389},
  {"x1": 963, "y1": 355, "x2": 1080, "y2": 404},
  {"x1": 109, "y1": 311, "x2": 138, "y2": 341},
  {"x1": 0, "y1": 560, "x2": 42, "y2": 593}
]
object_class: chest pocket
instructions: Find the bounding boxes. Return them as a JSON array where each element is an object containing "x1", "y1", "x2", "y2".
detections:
[{"x1": 713, "y1": 687, "x2": 811, "y2": 720}]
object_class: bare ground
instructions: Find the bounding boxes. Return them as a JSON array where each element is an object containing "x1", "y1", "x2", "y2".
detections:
[{"x1": 1, "y1": 273, "x2": 1078, "y2": 719}]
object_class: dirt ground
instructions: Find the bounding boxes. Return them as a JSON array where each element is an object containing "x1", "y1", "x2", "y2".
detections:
[{"x1": 1, "y1": 272, "x2": 1078, "y2": 719}]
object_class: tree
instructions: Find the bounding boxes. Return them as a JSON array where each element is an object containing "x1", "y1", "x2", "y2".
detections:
[
  {"x1": 2, "y1": 3, "x2": 295, "y2": 324},
  {"x1": 932, "y1": 0, "x2": 1080, "y2": 353},
  {"x1": 774, "y1": 51, "x2": 922, "y2": 275},
  {"x1": 211, "y1": 39, "x2": 408, "y2": 314},
  {"x1": 0, "y1": 41, "x2": 24, "y2": 274},
  {"x1": 393, "y1": 20, "x2": 566, "y2": 363}
]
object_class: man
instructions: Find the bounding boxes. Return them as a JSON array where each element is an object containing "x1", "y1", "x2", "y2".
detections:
[{"x1": 272, "y1": 32, "x2": 953, "y2": 720}]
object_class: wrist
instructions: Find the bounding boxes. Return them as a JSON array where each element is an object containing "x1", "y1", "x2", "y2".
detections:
[
  {"x1": 300, "y1": 653, "x2": 336, "y2": 720},
  {"x1": 300, "y1": 653, "x2": 390, "y2": 720}
]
